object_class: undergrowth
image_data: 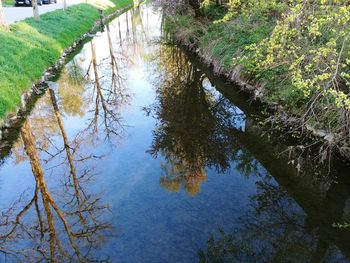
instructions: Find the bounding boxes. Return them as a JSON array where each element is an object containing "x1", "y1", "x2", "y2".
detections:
[{"x1": 162, "y1": 1, "x2": 350, "y2": 160}]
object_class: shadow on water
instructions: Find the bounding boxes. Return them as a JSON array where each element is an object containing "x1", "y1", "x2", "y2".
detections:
[
  {"x1": 0, "y1": 3, "x2": 350, "y2": 262},
  {"x1": 147, "y1": 47, "x2": 250, "y2": 195},
  {"x1": 148, "y1": 43, "x2": 350, "y2": 261}
]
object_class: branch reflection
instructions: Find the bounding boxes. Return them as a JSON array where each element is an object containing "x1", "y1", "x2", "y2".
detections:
[
  {"x1": 0, "y1": 20, "x2": 130, "y2": 261},
  {"x1": 0, "y1": 116, "x2": 110, "y2": 262},
  {"x1": 148, "y1": 45, "x2": 256, "y2": 196},
  {"x1": 198, "y1": 173, "x2": 350, "y2": 262}
]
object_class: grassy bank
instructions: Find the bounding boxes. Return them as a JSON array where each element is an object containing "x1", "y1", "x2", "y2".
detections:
[
  {"x1": 162, "y1": 1, "x2": 350, "y2": 160},
  {"x1": 0, "y1": 0, "x2": 132, "y2": 120},
  {"x1": 2, "y1": 0, "x2": 13, "y2": 6}
]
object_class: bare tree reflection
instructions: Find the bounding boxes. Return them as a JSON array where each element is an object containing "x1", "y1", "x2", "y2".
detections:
[
  {"x1": 106, "y1": 23, "x2": 124, "y2": 98},
  {"x1": 119, "y1": 7, "x2": 149, "y2": 67},
  {"x1": 0, "y1": 118, "x2": 110, "y2": 262},
  {"x1": 0, "y1": 37, "x2": 127, "y2": 259},
  {"x1": 84, "y1": 39, "x2": 125, "y2": 141},
  {"x1": 0, "y1": 7, "x2": 151, "y2": 262}
]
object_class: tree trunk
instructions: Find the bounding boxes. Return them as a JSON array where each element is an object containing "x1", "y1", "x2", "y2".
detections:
[
  {"x1": 21, "y1": 119, "x2": 84, "y2": 261},
  {"x1": 63, "y1": 0, "x2": 66, "y2": 10},
  {"x1": 0, "y1": 0, "x2": 7, "y2": 30},
  {"x1": 20, "y1": 120, "x2": 57, "y2": 260},
  {"x1": 49, "y1": 88, "x2": 86, "y2": 223},
  {"x1": 188, "y1": 0, "x2": 201, "y2": 17},
  {"x1": 32, "y1": 0, "x2": 40, "y2": 21}
]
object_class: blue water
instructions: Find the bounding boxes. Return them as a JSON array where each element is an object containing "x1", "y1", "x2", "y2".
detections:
[{"x1": 0, "y1": 3, "x2": 349, "y2": 262}]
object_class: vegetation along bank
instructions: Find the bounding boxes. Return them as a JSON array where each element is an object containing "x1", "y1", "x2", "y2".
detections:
[
  {"x1": 0, "y1": 0, "x2": 133, "y2": 124},
  {"x1": 158, "y1": 0, "x2": 350, "y2": 161}
]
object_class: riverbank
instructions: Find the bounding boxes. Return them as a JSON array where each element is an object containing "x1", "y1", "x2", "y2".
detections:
[
  {"x1": 3, "y1": 0, "x2": 13, "y2": 7},
  {"x1": 161, "y1": 2, "x2": 350, "y2": 161},
  {"x1": 0, "y1": 0, "x2": 133, "y2": 123}
]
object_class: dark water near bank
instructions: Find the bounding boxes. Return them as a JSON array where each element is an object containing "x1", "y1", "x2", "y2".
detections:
[{"x1": 0, "y1": 3, "x2": 350, "y2": 262}]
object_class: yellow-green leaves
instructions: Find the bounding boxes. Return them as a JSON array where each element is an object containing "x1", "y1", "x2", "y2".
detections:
[{"x1": 239, "y1": 0, "x2": 350, "y2": 110}]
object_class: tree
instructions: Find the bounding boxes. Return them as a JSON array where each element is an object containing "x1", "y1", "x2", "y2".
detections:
[
  {"x1": 57, "y1": 62, "x2": 86, "y2": 117},
  {"x1": 0, "y1": 0, "x2": 7, "y2": 30},
  {"x1": 237, "y1": 1, "x2": 350, "y2": 159},
  {"x1": 32, "y1": 0, "x2": 40, "y2": 21},
  {"x1": 188, "y1": 0, "x2": 202, "y2": 16}
]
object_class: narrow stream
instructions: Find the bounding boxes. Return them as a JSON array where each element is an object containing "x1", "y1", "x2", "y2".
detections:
[{"x1": 0, "y1": 3, "x2": 350, "y2": 262}]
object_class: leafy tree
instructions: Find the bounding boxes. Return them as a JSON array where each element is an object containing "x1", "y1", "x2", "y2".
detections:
[
  {"x1": 162, "y1": 0, "x2": 350, "y2": 160},
  {"x1": 236, "y1": 0, "x2": 350, "y2": 159}
]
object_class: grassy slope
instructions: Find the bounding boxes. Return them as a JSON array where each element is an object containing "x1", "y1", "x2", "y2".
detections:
[
  {"x1": 164, "y1": 5, "x2": 276, "y2": 72},
  {"x1": 2, "y1": 0, "x2": 13, "y2": 6},
  {"x1": 0, "y1": 0, "x2": 132, "y2": 120},
  {"x1": 165, "y1": 4, "x2": 350, "y2": 160},
  {"x1": 164, "y1": 5, "x2": 297, "y2": 110}
]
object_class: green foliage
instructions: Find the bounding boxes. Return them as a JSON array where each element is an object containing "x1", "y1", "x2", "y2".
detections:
[
  {"x1": 201, "y1": 15, "x2": 274, "y2": 70},
  {"x1": 164, "y1": 0, "x2": 350, "y2": 158},
  {"x1": 2, "y1": 0, "x2": 13, "y2": 6},
  {"x1": 236, "y1": 0, "x2": 350, "y2": 146},
  {"x1": 201, "y1": 2, "x2": 227, "y2": 21},
  {"x1": 164, "y1": 14, "x2": 206, "y2": 45},
  {"x1": 164, "y1": 0, "x2": 282, "y2": 73},
  {"x1": 0, "y1": 0, "x2": 133, "y2": 120}
]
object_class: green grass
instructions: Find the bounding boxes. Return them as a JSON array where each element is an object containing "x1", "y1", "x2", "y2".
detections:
[
  {"x1": 105, "y1": 0, "x2": 132, "y2": 14},
  {"x1": 2, "y1": 0, "x2": 14, "y2": 6},
  {"x1": 165, "y1": 7, "x2": 275, "y2": 71},
  {"x1": 200, "y1": 16, "x2": 274, "y2": 70},
  {"x1": 164, "y1": 4, "x2": 285, "y2": 106},
  {"x1": 166, "y1": 12, "x2": 305, "y2": 112},
  {"x1": 0, "y1": 0, "x2": 133, "y2": 120}
]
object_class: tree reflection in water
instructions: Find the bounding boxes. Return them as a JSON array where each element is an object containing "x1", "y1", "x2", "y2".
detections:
[
  {"x1": 197, "y1": 174, "x2": 349, "y2": 262},
  {"x1": 57, "y1": 58, "x2": 87, "y2": 118},
  {"x1": 148, "y1": 45, "x2": 258, "y2": 196},
  {"x1": 0, "y1": 117, "x2": 110, "y2": 262},
  {"x1": 0, "y1": 20, "x2": 128, "y2": 261},
  {"x1": 197, "y1": 176, "x2": 312, "y2": 262},
  {"x1": 149, "y1": 44, "x2": 350, "y2": 261},
  {"x1": 119, "y1": 7, "x2": 149, "y2": 68},
  {"x1": 82, "y1": 39, "x2": 125, "y2": 141}
]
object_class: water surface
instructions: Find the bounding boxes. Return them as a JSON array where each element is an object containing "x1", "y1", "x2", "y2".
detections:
[{"x1": 0, "y1": 3, "x2": 350, "y2": 262}]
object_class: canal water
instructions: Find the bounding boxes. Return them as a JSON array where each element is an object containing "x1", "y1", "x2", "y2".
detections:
[{"x1": 0, "y1": 3, "x2": 350, "y2": 262}]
